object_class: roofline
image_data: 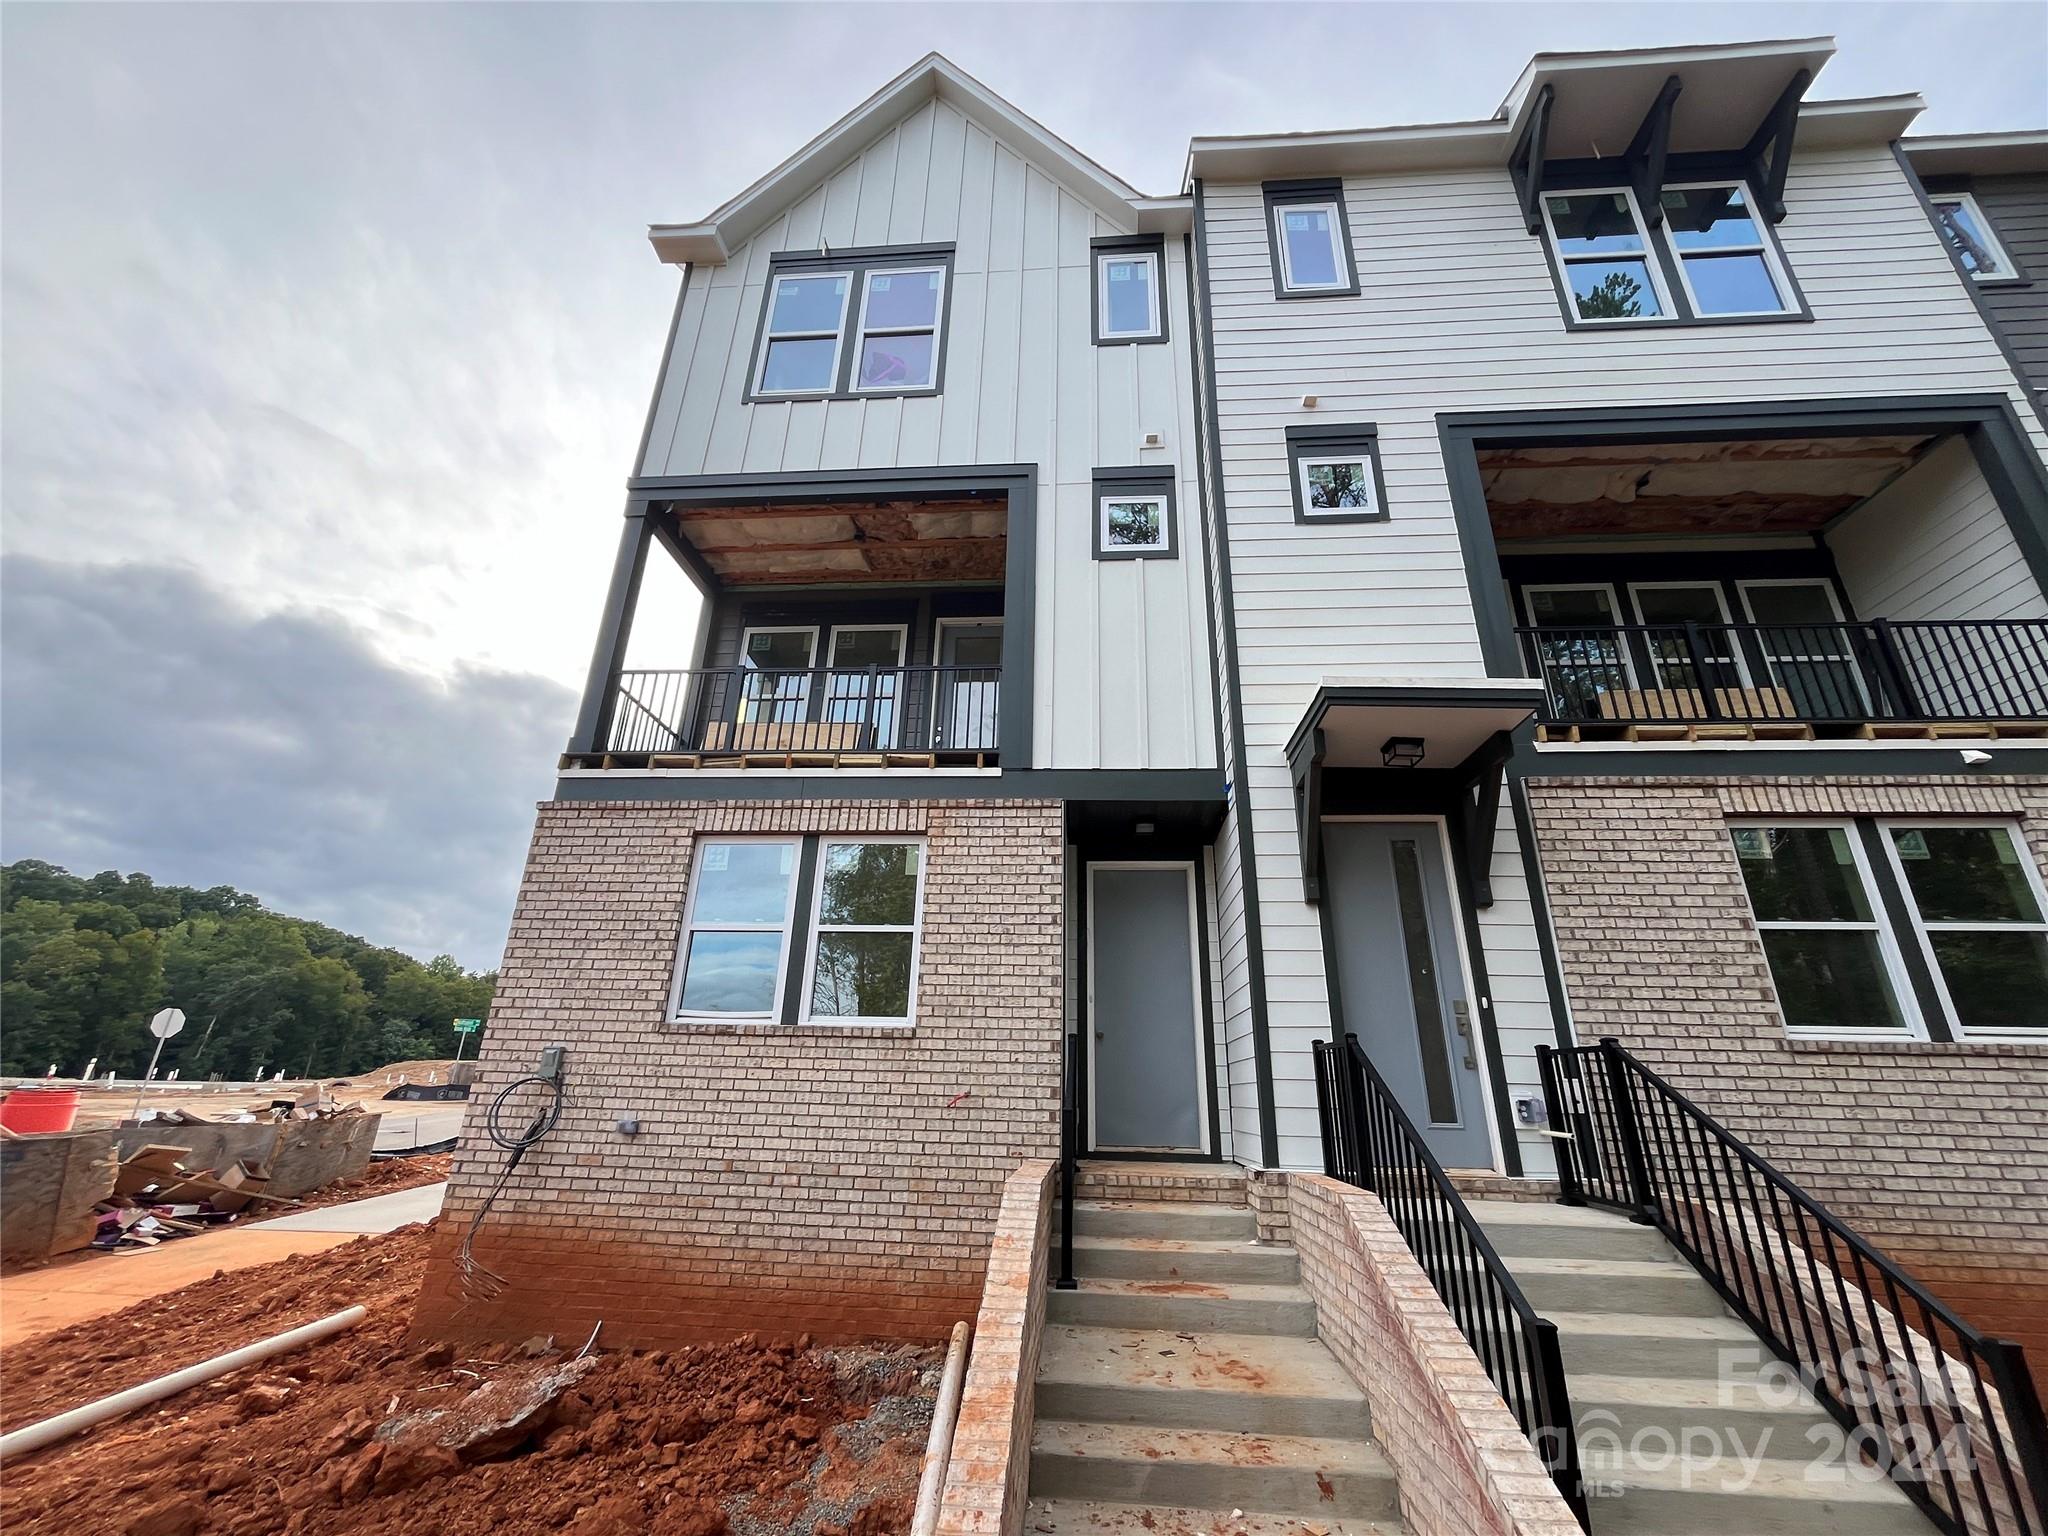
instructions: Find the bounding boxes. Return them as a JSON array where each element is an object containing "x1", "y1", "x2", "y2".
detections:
[
  {"x1": 1902, "y1": 128, "x2": 2048, "y2": 176},
  {"x1": 649, "y1": 53, "x2": 1186, "y2": 266},
  {"x1": 1495, "y1": 35, "x2": 1837, "y2": 125}
]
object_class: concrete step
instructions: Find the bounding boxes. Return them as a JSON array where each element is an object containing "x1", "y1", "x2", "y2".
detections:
[
  {"x1": 1501, "y1": 1254, "x2": 1729, "y2": 1319},
  {"x1": 1022, "y1": 1499, "x2": 1402, "y2": 1535},
  {"x1": 1580, "y1": 1449, "x2": 1932, "y2": 1534},
  {"x1": 1567, "y1": 1370, "x2": 1842, "y2": 1447},
  {"x1": 1072, "y1": 1200, "x2": 1258, "y2": 1243},
  {"x1": 1072, "y1": 1236, "x2": 1301, "y2": 1286},
  {"x1": 1029, "y1": 1421, "x2": 1399, "y2": 1520},
  {"x1": 1546, "y1": 1311, "x2": 1765, "y2": 1378},
  {"x1": 1468, "y1": 1198, "x2": 1676, "y2": 1262},
  {"x1": 1048, "y1": 1279, "x2": 1318, "y2": 1337},
  {"x1": 1036, "y1": 1324, "x2": 1368, "y2": 1440}
]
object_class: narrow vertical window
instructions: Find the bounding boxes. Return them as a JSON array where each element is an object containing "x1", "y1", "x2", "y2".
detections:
[
  {"x1": 1094, "y1": 245, "x2": 1163, "y2": 342},
  {"x1": 1885, "y1": 823, "x2": 2048, "y2": 1038},
  {"x1": 804, "y1": 839, "x2": 925, "y2": 1024},
  {"x1": 1273, "y1": 202, "x2": 1349, "y2": 291},
  {"x1": 672, "y1": 839, "x2": 800, "y2": 1019}
]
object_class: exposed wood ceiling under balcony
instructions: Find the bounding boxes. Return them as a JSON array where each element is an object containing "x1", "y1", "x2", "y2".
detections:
[
  {"x1": 665, "y1": 495, "x2": 1009, "y2": 585},
  {"x1": 1480, "y1": 432, "x2": 1940, "y2": 541}
]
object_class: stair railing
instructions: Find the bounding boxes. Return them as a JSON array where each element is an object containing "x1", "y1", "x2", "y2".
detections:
[
  {"x1": 1540, "y1": 1037, "x2": 2048, "y2": 1536},
  {"x1": 1055, "y1": 1029, "x2": 1079, "y2": 1292},
  {"x1": 1315, "y1": 1033, "x2": 1588, "y2": 1528}
]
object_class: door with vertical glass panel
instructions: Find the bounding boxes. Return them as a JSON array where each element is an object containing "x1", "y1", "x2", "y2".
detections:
[
  {"x1": 1325, "y1": 822, "x2": 1492, "y2": 1167},
  {"x1": 1629, "y1": 582, "x2": 1749, "y2": 710},
  {"x1": 737, "y1": 627, "x2": 817, "y2": 728},
  {"x1": 822, "y1": 627, "x2": 905, "y2": 749},
  {"x1": 1523, "y1": 585, "x2": 1630, "y2": 721},
  {"x1": 934, "y1": 620, "x2": 1002, "y2": 751},
  {"x1": 1737, "y1": 581, "x2": 1867, "y2": 718}
]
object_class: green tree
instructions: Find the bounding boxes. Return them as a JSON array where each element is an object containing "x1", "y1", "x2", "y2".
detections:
[{"x1": 1576, "y1": 269, "x2": 1646, "y2": 320}]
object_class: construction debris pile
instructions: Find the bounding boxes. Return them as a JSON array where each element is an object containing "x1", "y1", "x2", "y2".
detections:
[
  {"x1": 89, "y1": 1143, "x2": 305, "y2": 1252},
  {"x1": 1, "y1": 1223, "x2": 940, "y2": 1536}
]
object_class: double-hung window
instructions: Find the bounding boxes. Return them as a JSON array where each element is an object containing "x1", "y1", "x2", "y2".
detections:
[
  {"x1": 671, "y1": 838, "x2": 802, "y2": 1020},
  {"x1": 749, "y1": 248, "x2": 953, "y2": 401},
  {"x1": 1661, "y1": 183, "x2": 1795, "y2": 318},
  {"x1": 1930, "y1": 192, "x2": 2019, "y2": 282},
  {"x1": 1539, "y1": 180, "x2": 1799, "y2": 326},
  {"x1": 1882, "y1": 822, "x2": 2048, "y2": 1039},
  {"x1": 802, "y1": 838, "x2": 926, "y2": 1024},
  {"x1": 1092, "y1": 236, "x2": 1166, "y2": 344},
  {"x1": 1541, "y1": 189, "x2": 1671, "y2": 322}
]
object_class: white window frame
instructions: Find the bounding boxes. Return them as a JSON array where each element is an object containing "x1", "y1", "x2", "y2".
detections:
[
  {"x1": 1627, "y1": 580, "x2": 1754, "y2": 691},
  {"x1": 1931, "y1": 191, "x2": 2017, "y2": 282},
  {"x1": 736, "y1": 624, "x2": 820, "y2": 724},
  {"x1": 1878, "y1": 818, "x2": 2048, "y2": 1043},
  {"x1": 1521, "y1": 581, "x2": 1638, "y2": 687},
  {"x1": 1096, "y1": 248, "x2": 1162, "y2": 340},
  {"x1": 1296, "y1": 453, "x2": 1381, "y2": 519},
  {"x1": 1099, "y1": 493, "x2": 1172, "y2": 555},
  {"x1": 849, "y1": 265, "x2": 948, "y2": 394},
  {"x1": 1661, "y1": 180, "x2": 1796, "y2": 319},
  {"x1": 1538, "y1": 185, "x2": 1676, "y2": 325},
  {"x1": 798, "y1": 835, "x2": 928, "y2": 1027},
  {"x1": 669, "y1": 835, "x2": 804, "y2": 1023},
  {"x1": 1271, "y1": 199, "x2": 1352, "y2": 293},
  {"x1": 751, "y1": 271, "x2": 851, "y2": 398},
  {"x1": 1727, "y1": 819, "x2": 1924, "y2": 1042}
]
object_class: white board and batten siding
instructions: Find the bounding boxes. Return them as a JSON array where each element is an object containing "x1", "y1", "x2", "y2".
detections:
[
  {"x1": 639, "y1": 97, "x2": 1216, "y2": 774},
  {"x1": 1201, "y1": 144, "x2": 2048, "y2": 1173}
]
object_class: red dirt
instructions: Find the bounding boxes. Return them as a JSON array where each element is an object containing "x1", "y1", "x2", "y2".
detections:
[{"x1": 0, "y1": 1222, "x2": 936, "y2": 1536}]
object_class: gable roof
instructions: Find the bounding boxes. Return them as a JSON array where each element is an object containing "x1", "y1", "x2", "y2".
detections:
[{"x1": 649, "y1": 54, "x2": 1189, "y2": 266}]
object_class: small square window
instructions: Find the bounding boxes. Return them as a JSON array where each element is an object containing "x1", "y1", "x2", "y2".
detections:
[
  {"x1": 1285, "y1": 427, "x2": 1387, "y2": 525},
  {"x1": 1931, "y1": 192, "x2": 2018, "y2": 281},
  {"x1": 1105, "y1": 497, "x2": 1165, "y2": 548},
  {"x1": 1092, "y1": 471, "x2": 1178, "y2": 560},
  {"x1": 1094, "y1": 243, "x2": 1165, "y2": 343}
]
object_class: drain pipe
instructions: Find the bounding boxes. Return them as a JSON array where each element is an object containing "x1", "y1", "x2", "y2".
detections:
[
  {"x1": 909, "y1": 1320, "x2": 972, "y2": 1536},
  {"x1": 0, "y1": 1305, "x2": 367, "y2": 1462}
]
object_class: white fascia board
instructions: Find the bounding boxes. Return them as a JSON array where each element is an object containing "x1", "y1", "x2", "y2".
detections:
[
  {"x1": 1182, "y1": 119, "x2": 1510, "y2": 188},
  {"x1": 1795, "y1": 94, "x2": 1926, "y2": 148},
  {"x1": 1496, "y1": 36, "x2": 1837, "y2": 129},
  {"x1": 1902, "y1": 129, "x2": 2048, "y2": 176}
]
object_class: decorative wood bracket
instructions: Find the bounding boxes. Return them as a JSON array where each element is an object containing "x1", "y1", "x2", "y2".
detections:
[
  {"x1": 1290, "y1": 726, "x2": 1328, "y2": 903},
  {"x1": 1627, "y1": 76, "x2": 1683, "y2": 228},
  {"x1": 1450, "y1": 730, "x2": 1514, "y2": 909},
  {"x1": 1508, "y1": 84, "x2": 1555, "y2": 235},
  {"x1": 1744, "y1": 68, "x2": 1811, "y2": 224}
]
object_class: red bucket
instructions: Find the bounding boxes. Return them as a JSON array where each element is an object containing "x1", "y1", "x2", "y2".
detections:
[{"x1": 0, "y1": 1088, "x2": 80, "y2": 1134}]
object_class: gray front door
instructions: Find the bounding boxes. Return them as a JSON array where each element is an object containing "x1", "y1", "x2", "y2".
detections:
[
  {"x1": 1089, "y1": 864, "x2": 1206, "y2": 1153},
  {"x1": 1325, "y1": 822, "x2": 1492, "y2": 1168}
]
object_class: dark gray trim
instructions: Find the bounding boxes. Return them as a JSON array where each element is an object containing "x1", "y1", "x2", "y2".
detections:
[
  {"x1": 1284, "y1": 682, "x2": 1544, "y2": 767},
  {"x1": 1513, "y1": 744, "x2": 2048, "y2": 778},
  {"x1": 1090, "y1": 234, "x2": 1169, "y2": 347},
  {"x1": 1092, "y1": 465, "x2": 1179, "y2": 561},
  {"x1": 1262, "y1": 179, "x2": 1361, "y2": 301},
  {"x1": 1894, "y1": 145, "x2": 2048, "y2": 437},
  {"x1": 776, "y1": 836, "x2": 822, "y2": 1026},
  {"x1": 633, "y1": 266, "x2": 692, "y2": 477},
  {"x1": 1193, "y1": 177, "x2": 1280, "y2": 1166},
  {"x1": 1508, "y1": 83, "x2": 1554, "y2": 235},
  {"x1": 1284, "y1": 423, "x2": 1391, "y2": 525},
  {"x1": 1506, "y1": 768, "x2": 1580, "y2": 1051},
  {"x1": 1850, "y1": 820, "x2": 1955, "y2": 1043},
  {"x1": 568, "y1": 510, "x2": 654, "y2": 755},
  {"x1": 741, "y1": 244, "x2": 957, "y2": 405},
  {"x1": 1183, "y1": 233, "x2": 1230, "y2": 781},
  {"x1": 628, "y1": 464, "x2": 1039, "y2": 768},
  {"x1": 1439, "y1": 394, "x2": 2048, "y2": 680},
  {"x1": 554, "y1": 767, "x2": 1232, "y2": 806}
]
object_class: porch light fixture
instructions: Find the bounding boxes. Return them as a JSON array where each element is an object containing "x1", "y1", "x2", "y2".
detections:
[{"x1": 1381, "y1": 736, "x2": 1426, "y2": 769}]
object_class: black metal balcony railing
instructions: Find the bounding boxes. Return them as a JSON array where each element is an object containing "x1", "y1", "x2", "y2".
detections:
[
  {"x1": 1540, "y1": 1040, "x2": 2048, "y2": 1536},
  {"x1": 602, "y1": 665, "x2": 1000, "y2": 758},
  {"x1": 1517, "y1": 619, "x2": 2048, "y2": 732}
]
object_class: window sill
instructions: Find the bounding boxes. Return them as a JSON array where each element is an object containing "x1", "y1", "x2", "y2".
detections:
[
  {"x1": 665, "y1": 1017, "x2": 915, "y2": 1039},
  {"x1": 743, "y1": 387, "x2": 943, "y2": 405},
  {"x1": 1094, "y1": 333, "x2": 1170, "y2": 347},
  {"x1": 1785, "y1": 1033, "x2": 2047, "y2": 1055},
  {"x1": 1271, "y1": 286, "x2": 1361, "y2": 302},
  {"x1": 1559, "y1": 310, "x2": 1812, "y2": 333}
]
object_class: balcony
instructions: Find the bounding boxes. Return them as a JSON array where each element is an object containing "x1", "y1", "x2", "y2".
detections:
[
  {"x1": 583, "y1": 663, "x2": 1002, "y2": 768},
  {"x1": 1518, "y1": 618, "x2": 2048, "y2": 741}
]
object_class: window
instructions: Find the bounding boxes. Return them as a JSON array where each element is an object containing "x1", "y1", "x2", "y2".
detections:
[
  {"x1": 822, "y1": 626, "x2": 907, "y2": 748},
  {"x1": 1522, "y1": 583, "x2": 1633, "y2": 717},
  {"x1": 1541, "y1": 189, "x2": 1671, "y2": 322},
  {"x1": 1737, "y1": 579, "x2": 1866, "y2": 719},
  {"x1": 1627, "y1": 581, "x2": 1748, "y2": 695},
  {"x1": 1285, "y1": 424, "x2": 1387, "y2": 525},
  {"x1": 851, "y1": 266, "x2": 946, "y2": 392},
  {"x1": 671, "y1": 839, "x2": 801, "y2": 1020},
  {"x1": 737, "y1": 626, "x2": 819, "y2": 725},
  {"x1": 1930, "y1": 192, "x2": 2019, "y2": 282},
  {"x1": 1092, "y1": 468, "x2": 1178, "y2": 560},
  {"x1": 1092, "y1": 237, "x2": 1166, "y2": 344},
  {"x1": 801, "y1": 838, "x2": 926, "y2": 1024},
  {"x1": 1661, "y1": 183, "x2": 1795, "y2": 317},
  {"x1": 747, "y1": 247, "x2": 953, "y2": 401},
  {"x1": 1264, "y1": 182, "x2": 1358, "y2": 298},
  {"x1": 1883, "y1": 823, "x2": 2048, "y2": 1039},
  {"x1": 1729, "y1": 823, "x2": 1913, "y2": 1038}
]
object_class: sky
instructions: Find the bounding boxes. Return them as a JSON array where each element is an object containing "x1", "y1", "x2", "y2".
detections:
[{"x1": 3, "y1": 2, "x2": 2044, "y2": 968}]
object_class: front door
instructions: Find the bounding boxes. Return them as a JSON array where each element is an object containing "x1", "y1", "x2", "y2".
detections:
[
  {"x1": 934, "y1": 620, "x2": 1002, "y2": 750},
  {"x1": 1088, "y1": 863, "x2": 1207, "y2": 1153},
  {"x1": 1325, "y1": 822, "x2": 1492, "y2": 1168}
]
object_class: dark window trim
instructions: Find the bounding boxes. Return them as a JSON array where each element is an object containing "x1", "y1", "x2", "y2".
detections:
[
  {"x1": 1532, "y1": 173, "x2": 1812, "y2": 332},
  {"x1": 1090, "y1": 234, "x2": 1169, "y2": 346},
  {"x1": 1262, "y1": 179, "x2": 1361, "y2": 301},
  {"x1": 1917, "y1": 177, "x2": 2034, "y2": 289},
  {"x1": 1092, "y1": 464, "x2": 1180, "y2": 561},
  {"x1": 1284, "y1": 422, "x2": 1390, "y2": 526},
  {"x1": 742, "y1": 243, "x2": 958, "y2": 405}
]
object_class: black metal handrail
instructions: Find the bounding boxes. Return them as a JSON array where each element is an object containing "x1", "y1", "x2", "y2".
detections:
[
  {"x1": 1316, "y1": 1034, "x2": 1588, "y2": 1527},
  {"x1": 1056, "y1": 1030, "x2": 1079, "y2": 1292},
  {"x1": 1516, "y1": 618, "x2": 2048, "y2": 728},
  {"x1": 603, "y1": 664, "x2": 1000, "y2": 757},
  {"x1": 1540, "y1": 1038, "x2": 2048, "y2": 1536}
]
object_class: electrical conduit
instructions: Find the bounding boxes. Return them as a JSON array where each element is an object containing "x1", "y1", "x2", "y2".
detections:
[{"x1": 909, "y1": 1320, "x2": 972, "y2": 1536}]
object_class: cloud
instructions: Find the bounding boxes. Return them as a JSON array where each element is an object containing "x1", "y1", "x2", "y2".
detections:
[{"x1": 0, "y1": 554, "x2": 572, "y2": 970}]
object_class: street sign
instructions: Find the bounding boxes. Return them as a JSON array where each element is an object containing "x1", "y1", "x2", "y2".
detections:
[
  {"x1": 453, "y1": 1019, "x2": 481, "y2": 1034},
  {"x1": 149, "y1": 1008, "x2": 186, "y2": 1040}
]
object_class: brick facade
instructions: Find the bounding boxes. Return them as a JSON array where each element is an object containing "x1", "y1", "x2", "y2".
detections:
[
  {"x1": 415, "y1": 796, "x2": 1065, "y2": 1349},
  {"x1": 1524, "y1": 774, "x2": 2048, "y2": 1381}
]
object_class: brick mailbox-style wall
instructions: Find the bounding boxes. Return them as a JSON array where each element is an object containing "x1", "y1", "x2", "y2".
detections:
[
  {"x1": 1525, "y1": 774, "x2": 2048, "y2": 1389},
  {"x1": 415, "y1": 796, "x2": 1066, "y2": 1349}
]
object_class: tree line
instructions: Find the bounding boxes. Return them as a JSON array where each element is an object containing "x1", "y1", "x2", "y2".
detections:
[{"x1": 1, "y1": 860, "x2": 494, "y2": 1081}]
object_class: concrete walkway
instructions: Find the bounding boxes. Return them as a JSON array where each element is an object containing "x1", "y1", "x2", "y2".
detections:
[
  {"x1": 373, "y1": 1106, "x2": 465, "y2": 1152},
  {"x1": 259, "y1": 1181, "x2": 446, "y2": 1232}
]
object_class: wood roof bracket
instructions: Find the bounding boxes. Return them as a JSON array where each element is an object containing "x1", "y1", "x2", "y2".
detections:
[
  {"x1": 1450, "y1": 729, "x2": 1514, "y2": 909},
  {"x1": 1744, "y1": 67, "x2": 1812, "y2": 224},
  {"x1": 1508, "y1": 83, "x2": 1554, "y2": 235},
  {"x1": 1289, "y1": 726, "x2": 1328, "y2": 903},
  {"x1": 1626, "y1": 75, "x2": 1684, "y2": 228}
]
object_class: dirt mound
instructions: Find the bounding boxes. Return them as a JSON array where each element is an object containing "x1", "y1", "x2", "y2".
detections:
[{"x1": 0, "y1": 1224, "x2": 937, "y2": 1536}]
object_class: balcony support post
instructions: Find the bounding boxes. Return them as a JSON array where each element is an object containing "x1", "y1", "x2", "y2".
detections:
[{"x1": 568, "y1": 509, "x2": 654, "y2": 757}]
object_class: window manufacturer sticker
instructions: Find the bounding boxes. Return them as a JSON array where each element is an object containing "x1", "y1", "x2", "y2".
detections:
[
  {"x1": 703, "y1": 847, "x2": 730, "y2": 873},
  {"x1": 1896, "y1": 831, "x2": 1930, "y2": 861}
]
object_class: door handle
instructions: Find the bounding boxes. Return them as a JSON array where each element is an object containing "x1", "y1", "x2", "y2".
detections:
[{"x1": 1451, "y1": 1000, "x2": 1476, "y2": 1070}]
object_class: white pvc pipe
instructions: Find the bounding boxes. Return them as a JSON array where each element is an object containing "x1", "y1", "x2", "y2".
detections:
[
  {"x1": 911, "y1": 1320, "x2": 973, "y2": 1536},
  {"x1": 0, "y1": 1305, "x2": 367, "y2": 1461}
]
